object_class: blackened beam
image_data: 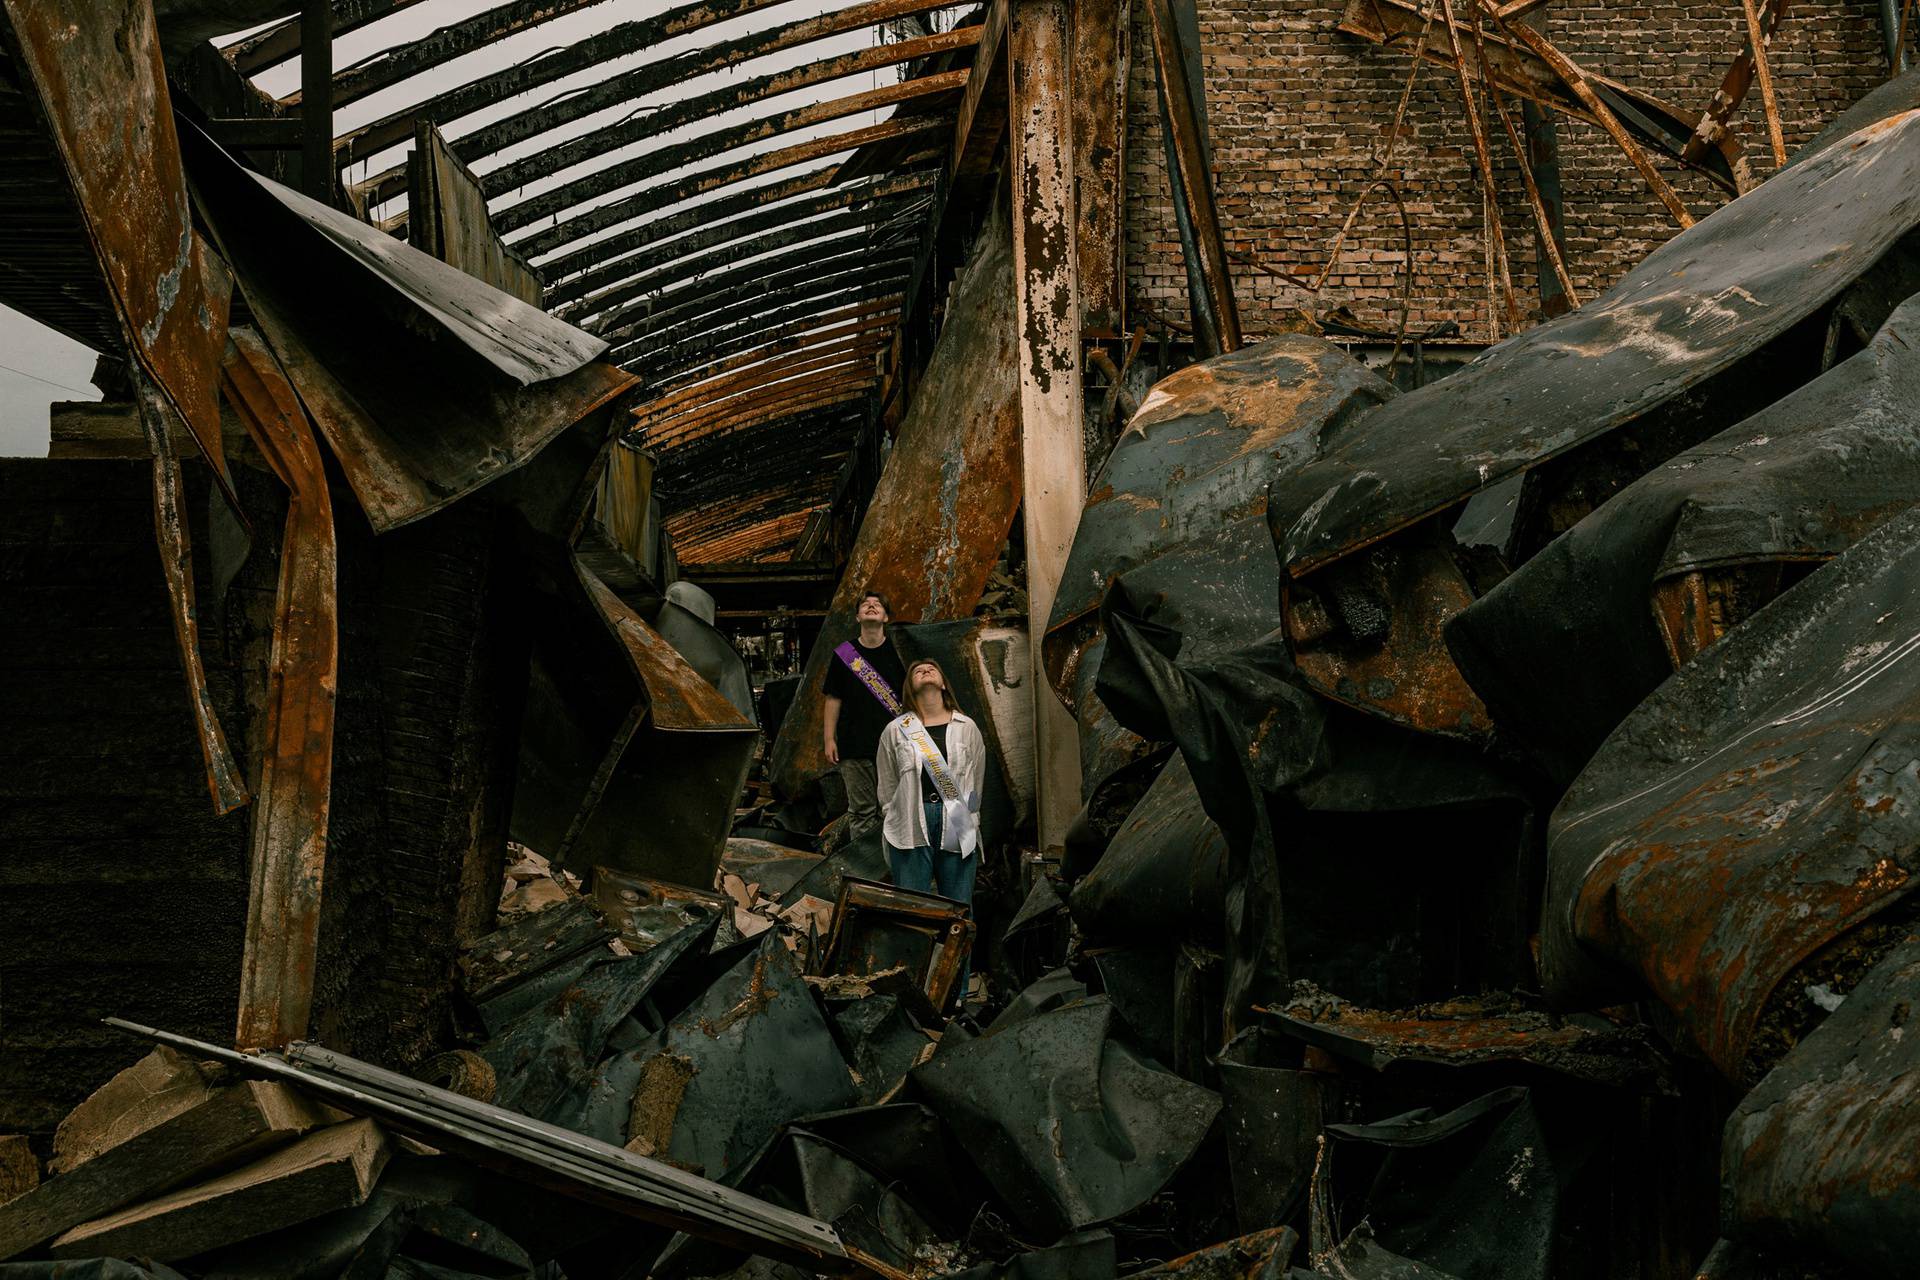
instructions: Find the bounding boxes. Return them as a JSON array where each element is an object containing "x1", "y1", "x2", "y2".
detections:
[
  {"x1": 492, "y1": 70, "x2": 966, "y2": 235},
  {"x1": 647, "y1": 382, "x2": 879, "y2": 451},
  {"x1": 301, "y1": 3, "x2": 333, "y2": 202},
  {"x1": 228, "y1": 0, "x2": 422, "y2": 74},
  {"x1": 613, "y1": 268, "x2": 911, "y2": 369},
  {"x1": 332, "y1": 0, "x2": 961, "y2": 169},
  {"x1": 512, "y1": 116, "x2": 951, "y2": 261},
  {"x1": 951, "y1": 0, "x2": 1010, "y2": 183},
  {"x1": 640, "y1": 362, "x2": 882, "y2": 437},
  {"x1": 360, "y1": 27, "x2": 974, "y2": 210},
  {"x1": 1338, "y1": 0, "x2": 1740, "y2": 194},
  {"x1": 594, "y1": 241, "x2": 919, "y2": 344},
  {"x1": 633, "y1": 296, "x2": 905, "y2": 383},
  {"x1": 575, "y1": 222, "x2": 916, "y2": 333},
  {"x1": 548, "y1": 176, "x2": 931, "y2": 311},
  {"x1": 636, "y1": 341, "x2": 886, "y2": 421},
  {"x1": 1147, "y1": 0, "x2": 1240, "y2": 355},
  {"x1": 660, "y1": 404, "x2": 864, "y2": 487},
  {"x1": 615, "y1": 286, "x2": 907, "y2": 374},
  {"x1": 1680, "y1": 0, "x2": 1786, "y2": 174}
]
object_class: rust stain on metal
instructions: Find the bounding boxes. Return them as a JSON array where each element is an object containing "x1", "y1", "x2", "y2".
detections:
[{"x1": 222, "y1": 328, "x2": 340, "y2": 1051}]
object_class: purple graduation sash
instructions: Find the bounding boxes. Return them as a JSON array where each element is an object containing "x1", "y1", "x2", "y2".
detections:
[{"x1": 834, "y1": 640, "x2": 903, "y2": 716}]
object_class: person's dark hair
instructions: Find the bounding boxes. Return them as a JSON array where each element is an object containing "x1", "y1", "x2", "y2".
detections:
[
  {"x1": 906, "y1": 658, "x2": 959, "y2": 712},
  {"x1": 857, "y1": 588, "x2": 892, "y2": 620}
]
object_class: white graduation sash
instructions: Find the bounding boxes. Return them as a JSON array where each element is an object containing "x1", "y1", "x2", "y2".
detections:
[{"x1": 900, "y1": 714, "x2": 978, "y2": 856}]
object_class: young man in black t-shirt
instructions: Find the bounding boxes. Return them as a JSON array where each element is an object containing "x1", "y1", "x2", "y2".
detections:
[{"x1": 822, "y1": 589, "x2": 906, "y2": 838}]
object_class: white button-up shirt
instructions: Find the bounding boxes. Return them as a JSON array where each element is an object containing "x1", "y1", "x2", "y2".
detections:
[{"x1": 874, "y1": 709, "x2": 987, "y2": 855}]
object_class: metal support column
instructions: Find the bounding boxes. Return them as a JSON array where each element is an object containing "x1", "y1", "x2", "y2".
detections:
[
  {"x1": 1522, "y1": 100, "x2": 1571, "y2": 319},
  {"x1": 1009, "y1": 0, "x2": 1085, "y2": 855},
  {"x1": 301, "y1": 4, "x2": 333, "y2": 202}
]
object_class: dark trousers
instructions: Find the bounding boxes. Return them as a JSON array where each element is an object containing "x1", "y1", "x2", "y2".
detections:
[{"x1": 888, "y1": 799, "x2": 978, "y2": 998}]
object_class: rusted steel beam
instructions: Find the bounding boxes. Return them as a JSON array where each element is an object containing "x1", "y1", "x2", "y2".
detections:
[
  {"x1": 1741, "y1": 0, "x2": 1788, "y2": 167},
  {"x1": 510, "y1": 115, "x2": 952, "y2": 261},
  {"x1": 642, "y1": 364, "x2": 880, "y2": 438},
  {"x1": 222, "y1": 329, "x2": 339, "y2": 1052},
  {"x1": 1488, "y1": 68, "x2": 1581, "y2": 311},
  {"x1": 464, "y1": 26, "x2": 978, "y2": 203},
  {"x1": 624, "y1": 295, "x2": 905, "y2": 380},
  {"x1": 300, "y1": 2, "x2": 333, "y2": 201},
  {"x1": 1011, "y1": 0, "x2": 1087, "y2": 851},
  {"x1": 1444, "y1": 0, "x2": 1522, "y2": 333},
  {"x1": 1146, "y1": 0, "x2": 1242, "y2": 354},
  {"x1": 228, "y1": 0, "x2": 424, "y2": 74},
  {"x1": 493, "y1": 69, "x2": 966, "y2": 236},
  {"x1": 547, "y1": 173, "x2": 931, "y2": 310},
  {"x1": 1340, "y1": 0, "x2": 1740, "y2": 195},
  {"x1": 598, "y1": 246, "x2": 918, "y2": 347},
  {"x1": 1490, "y1": 0, "x2": 1550, "y2": 17},
  {"x1": 1495, "y1": 14, "x2": 1693, "y2": 227},
  {"x1": 614, "y1": 270, "x2": 911, "y2": 372},
  {"x1": 582, "y1": 231, "x2": 913, "y2": 337},
  {"x1": 556, "y1": 197, "x2": 923, "y2": 324},
  {"x1": 951, "y1": 0, "x2": 1011, "y2": 182},
  {"x1": 636, "y1": 340, "x2": 885, "y2": 421},
  {"x1": 1073, "y1": 0, "x2": 1132, "y2": 333},
  {"x1": 1681, "y1": 0, "x2": 1786, "y2": 178},
  {"x1": 333, "y1": 0, "x2": 959, "y2": 169}
]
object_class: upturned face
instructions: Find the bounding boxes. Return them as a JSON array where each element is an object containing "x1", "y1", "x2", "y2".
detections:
[
  {"x1": 856, "y1": 595, "x2": 888, "y2": 623},
  {"x1": 908, "y1": 662, "x2": 944, "y2": 694}
]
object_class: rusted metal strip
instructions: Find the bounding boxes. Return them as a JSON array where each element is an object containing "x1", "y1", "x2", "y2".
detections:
[
  {"x1": 135, "y1": 371, "x2": 252, "y2": 816},
  {"x1": 334, "y1": 0, "x2": 959, "y2": 169},
  {"x1": 463, "y1": 26, "x2": 978, "y2": 203},
  {"x1": 1145, "y1": 0, "x2": 1242, "y2": 355},
  {"x1": 0, "y1": 0, "x2": 239, "y2": 510},
  {"x1": 1486, "y1": 59, "x2": 1581, "y2": 309},
  {"x1": 623, "y1": 295, "x2": 905, "y2": 380},
  {"x1": 640, "y1": 369, "x2": 880, "y2": 443},
  {"x1": 222, "y1": 328, "x2": 340, "y2": 1052},
  {"x1": 494, "y1": 70, "x2": 965, "y2": 236},
  {"x1": 1452, "y1": 0, "x2": 1523, "y2": 333},
  {"x1": 1011, "y1": 0, "x2": 1088, "y2": 850},
  {"x1": 1495, "y1": 12, "x2": 1693, "y2": 227},
  {"x1": 1073, "y1": 0, "x2": 1132, "y2": 333},
  {"x1": 1490, "y1": 0, "x2": 1549, "y2": 17},
  {"x1": 1340, "y1": 0, "x2": 1740, "y2": 195},
  {"x1": 587, "y1": 236, "x2": 916, "y2": 340},
  {"x1": 613, "y1": 262, "x2": 914, "y2": 364},
  {"x1": 1740, "y1": 0, "x2": 1789, "y2": 167},
  {"x1": 227, "y1": 0, "x2": 425, "y2": 74},
  {"x1": 952, "y1": 0, "x2": 1011, "y2": 182},
  {"x1": 634, "y1": 341, "x2": 884, "y2": 421},
  {"x1": 547, "y1": 174, "x2": 931, "y2": 310},
  {"x1": 510, "y1": 116, "x2": 952, "y2": 261},
  {"x1": 1681, "y1": 0, "x2": 1786, "y2": 175}
]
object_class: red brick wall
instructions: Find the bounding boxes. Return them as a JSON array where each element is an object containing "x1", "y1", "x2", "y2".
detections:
[{"x1": 1125, "y1": 1, "x2": 1890, "y2": 343}]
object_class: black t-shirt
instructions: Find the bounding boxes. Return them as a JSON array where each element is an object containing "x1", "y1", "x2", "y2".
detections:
[
  {"x1": 822, "y1": 634, "x2": 906, "y2": 760},
  {"x1": 919, "y1": 722, "x2": 949, "y2": 803}
]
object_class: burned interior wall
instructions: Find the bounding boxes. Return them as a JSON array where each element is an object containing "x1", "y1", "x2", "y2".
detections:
[
  {"x1": 1126, "y1": 0, "x2": 1887, "y2": 340},
  {"x1": 0, "y1": 460, "x2": 247, "y2": 1141}
]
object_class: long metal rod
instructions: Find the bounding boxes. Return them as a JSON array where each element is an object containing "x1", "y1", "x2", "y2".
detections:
[
  {"x1": 300, "y1": 3, "x2": 333, "y2": 202},
  {"x1": 1740, "y1": 0, "x2": 1788, "y2": 167},
  {"x1": 1145, "y1": 0, "x2": 1240, "y2": 354}
]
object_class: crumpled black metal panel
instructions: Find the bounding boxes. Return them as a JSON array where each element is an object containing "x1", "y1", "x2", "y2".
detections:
[
  {"x1": 1546, "y1": 504, "x2": 1920, "y2": 1080},
  {"x1": 1723, "y1": 930, "x2": 1920, "y2": 1278},
  {"x1": 1272, "y1": 109, "x2": 1920, "y2": 580},
  {"x1": 1072, "y1": 753, "x2": 1229, "y2": 950},
  {"x1": 911, "y1": 995, "x2": 1221, "y2": 1238},
  {"x1": 1450, "y1": 294, "x2": 1920, "y2": 780}
]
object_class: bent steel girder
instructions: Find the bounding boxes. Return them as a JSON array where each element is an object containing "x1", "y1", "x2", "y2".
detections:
[
  {"x1": 546, "y1": 171, "x2": 931, "y2": 309},
  {"x1": 508, "y1": 113, "x2": 952, "y2": 260}
]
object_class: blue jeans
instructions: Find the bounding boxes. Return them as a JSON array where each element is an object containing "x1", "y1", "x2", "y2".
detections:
[{"x1": 888, "y1": 800, "x2": 979, "y2": 999}]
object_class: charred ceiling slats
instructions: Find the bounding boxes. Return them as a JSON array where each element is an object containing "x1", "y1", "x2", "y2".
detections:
[{"x1": 233, "y1": 0, "x2": 977, "y2": 565}]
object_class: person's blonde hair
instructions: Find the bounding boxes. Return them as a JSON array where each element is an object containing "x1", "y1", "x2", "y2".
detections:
[{"x1": 905, "y1": 658, "x2": 959, "y2": 712}]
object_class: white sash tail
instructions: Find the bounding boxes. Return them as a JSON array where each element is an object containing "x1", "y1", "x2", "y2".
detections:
[{"x1": 900, "y1": 714, "x2": 978, "y2": 856}]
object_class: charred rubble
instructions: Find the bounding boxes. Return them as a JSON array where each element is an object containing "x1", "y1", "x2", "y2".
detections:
[{"x1": 7, "y1": 0, "x2": 1920, "y2": 1278}]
